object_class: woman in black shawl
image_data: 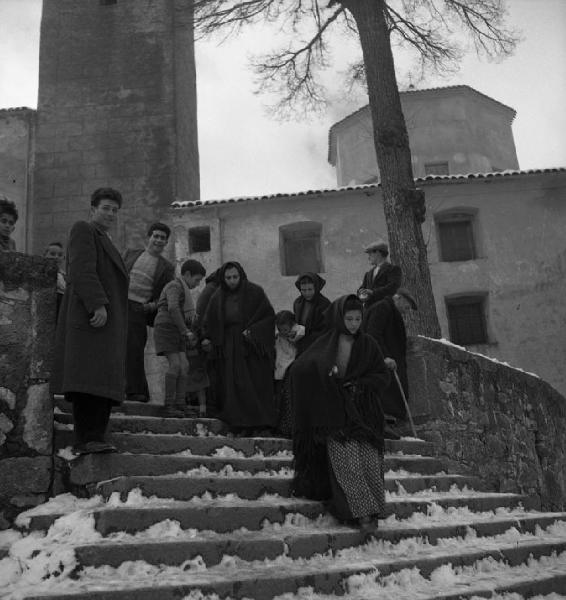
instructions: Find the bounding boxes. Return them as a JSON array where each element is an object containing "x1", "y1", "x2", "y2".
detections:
[
  {"x1": 290, "y1": 294, "x2": 390, "y2": 531},
  {"x1": 202, "y1": 262, "x2": 276, "y2": 434},
  {"x1": 293, "y1": 272, "x2": 331, "y2": 355}
]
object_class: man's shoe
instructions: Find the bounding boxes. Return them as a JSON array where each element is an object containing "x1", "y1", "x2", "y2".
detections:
[{"x1": 127, "y1": 394, "x2": 150, "y2": 403}]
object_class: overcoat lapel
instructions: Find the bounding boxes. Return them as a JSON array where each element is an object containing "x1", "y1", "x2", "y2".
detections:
[{"x1": 95, "y1": 226, "x2": 128, "y2": 280}]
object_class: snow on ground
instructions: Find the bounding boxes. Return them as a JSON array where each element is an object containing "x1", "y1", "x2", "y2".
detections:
[
  {"x1": 386, "y1": 483, "x2": 518, "y2": 500},
  {"x1": 3, "y1": 522, "x2": 566, "y2": 599},
  {"x1": 428, "y1": 336, "x2": 541, "y2": 378}
]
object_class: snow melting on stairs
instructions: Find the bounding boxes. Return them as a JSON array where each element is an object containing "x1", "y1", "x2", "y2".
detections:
[{"x1": 2, "y1": 497, "x2": 566, "y2": 598}]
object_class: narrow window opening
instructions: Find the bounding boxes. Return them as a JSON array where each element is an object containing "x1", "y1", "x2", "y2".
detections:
[
  {"x1": 188, "y1": 226, "x2": 211, "y2": 253},
  {"x1": 446, "y1": 295, "x2": 488, "y2": 346},
  {"x1": 280, "y1": 222, "x2": 323, "y2": 276}
]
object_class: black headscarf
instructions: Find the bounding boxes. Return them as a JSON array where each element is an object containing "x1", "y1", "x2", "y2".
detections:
[
  {"x1": 293, "y1": 272, "x2": 331, "y2": 353},
  {"x1": 219, "y1": 261, "x2": 247, "y2": 292},
  {"x1": 203, "y1": 261, "x2": 274, "y2": 356},
  {"x1": 294, "y1": 272, "x2": 326, "y2": 293},
  {"x1": 291, "y1": 294, "x2": 389, "y2": 443}
]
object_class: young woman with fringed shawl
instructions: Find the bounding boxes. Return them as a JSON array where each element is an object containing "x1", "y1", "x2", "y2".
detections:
[
  {"x1": 292, "y1": 272, "x2": 331, "y2": 355},
  {"x1": 202, "y1": 262, "x2": 276, "y2": 434},
  {"x1": 290, "y1": 294, "x2": 390, "y2": 531}
]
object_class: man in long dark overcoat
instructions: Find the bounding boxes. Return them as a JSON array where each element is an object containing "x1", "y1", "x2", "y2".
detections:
[
  {"x1": 363, "y1": 288, "x2": 417, "y2": 435},
  {"x1": 357, "y1": 240, "x2": 402, "y2": 308},
  {"x1": 51, "y1": 187, "x2": 128, "y2": 454}
]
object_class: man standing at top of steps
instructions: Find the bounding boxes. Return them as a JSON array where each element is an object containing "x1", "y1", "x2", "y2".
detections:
[
  {"x1": 51, "y1": 188, "x2": 128, "y2": 455},
  {"x1": 357, "y1": 240, "x2": 402, "y2": 308},
  {"x1": 123, "y1": 223, "x2": 175, "y2": 403}
]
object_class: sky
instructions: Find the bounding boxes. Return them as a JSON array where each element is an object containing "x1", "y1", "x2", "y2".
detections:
[{"x1": 0, "y1": 0, "x2": 565, "y2": 201}]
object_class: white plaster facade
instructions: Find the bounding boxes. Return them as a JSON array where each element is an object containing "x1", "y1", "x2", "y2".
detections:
[{"x1": 171, "y1": 169, "x2": 566, "y2": 396}]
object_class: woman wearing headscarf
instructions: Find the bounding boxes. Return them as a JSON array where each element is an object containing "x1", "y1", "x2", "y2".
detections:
[
  {"x1": 290, "y1": 294, "x2": 390, "y2": 532},
  {"x1": 292, "y1": 272, "x2": 331, "y2": 355},
  {"x1": 202, "y1": 262, "x2": 276, "y2": 434}
]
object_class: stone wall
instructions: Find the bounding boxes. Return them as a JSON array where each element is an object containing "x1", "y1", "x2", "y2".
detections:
[
  {"x1": 0, "y1": 252, "x2": 57, "y2": 528},
  {"x1": 408, "y1": 336, "x2": 566, "y2": 511}
]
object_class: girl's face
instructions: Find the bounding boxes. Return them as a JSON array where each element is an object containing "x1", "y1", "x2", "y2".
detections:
[{"x1": 343, "y1": 309, "x2": 363, "y2": 335}]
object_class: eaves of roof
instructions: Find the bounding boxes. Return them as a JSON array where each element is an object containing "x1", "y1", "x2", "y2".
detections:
[
  {"x1": 0, "y1": 106, "x2": 36, "y2": 115},
  {"x1": 172, "y1": 168, "x2": 566, "y2": 211}
]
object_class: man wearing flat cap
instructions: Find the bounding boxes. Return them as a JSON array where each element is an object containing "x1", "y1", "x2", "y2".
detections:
[
  {"x1": 357, "y1": 240, "x2": 402, "y2": 308},
  {"x1": 363, "y1": 288, "x2": 417, "y2": 439}
]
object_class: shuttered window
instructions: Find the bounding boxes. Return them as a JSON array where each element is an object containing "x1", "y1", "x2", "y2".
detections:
[
  {"x1": 446, "y1": 296, "x2": 488, "y2": 345},
  {"x1": 438, "y1": 218, "x2": 476, "y2": 262}
]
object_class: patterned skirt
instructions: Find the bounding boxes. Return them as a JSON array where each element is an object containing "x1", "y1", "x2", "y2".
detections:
[{"x1": 327, "y1": 438, "x2": 385, "y2": 521}]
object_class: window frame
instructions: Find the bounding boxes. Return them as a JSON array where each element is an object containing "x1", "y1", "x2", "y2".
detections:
[
  {"x1": 279, "y1": 221, "x2": 324, "y2": 276},
  {"x1": 445, "y1": 293, "x2": 489, "y2": 346},
  {"x1": 435, "y1": 208, "x2": 479, "y2": 263},
  {"x1": 188, "y1": 226, "x2": 211, "y2": 254}
]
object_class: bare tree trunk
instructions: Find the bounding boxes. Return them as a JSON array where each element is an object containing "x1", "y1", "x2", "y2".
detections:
[{"x1": 341, "y1": 0, "x2": 440, "y2": 337}]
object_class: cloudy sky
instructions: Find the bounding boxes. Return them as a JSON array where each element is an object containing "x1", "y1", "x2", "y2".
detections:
[{"x1": 0, "y1": 0, "x2": 565, "y2": 201}]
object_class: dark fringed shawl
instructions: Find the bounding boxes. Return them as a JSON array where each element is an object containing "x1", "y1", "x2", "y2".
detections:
[
  {"x1": 203, "y1": 262, "x2": 275, "y2": 358},
  {"x1": 290, "y1": 295, "x2": 390, "y2": 500}
]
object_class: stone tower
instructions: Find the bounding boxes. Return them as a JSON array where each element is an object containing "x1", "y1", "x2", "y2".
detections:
[{"x1": 32, "y1": 0, "x2": 199, "y2": 253}]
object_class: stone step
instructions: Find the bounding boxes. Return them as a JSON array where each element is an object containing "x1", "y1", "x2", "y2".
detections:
[
  {"x1": 24, "y1": 492, "x2": 530, "y2": 535},
  {"x1": 55, "y1": 429, "x2": 435, "y2": 457},
  {"x1": 73, "y1": 512, "x2": 566, "y2": 569},
  {"x1": 55, "y1": 397, "x2": 165, "y2": 417},
  {"x1": 55, "y1": 413, "x2": 228, "y2": 435},
  {"x1": 95, "y1": 473, "x2": 483, "y2": 501},
  {"x1": 65, "y1": 452, "x2": 446, "y2": 488},
  {"x1": 18, "y1": 538, "x2": 566, "y2": 599},
  {"x1": 55, "y1": 430, "x2": 293, "y2": 456}
]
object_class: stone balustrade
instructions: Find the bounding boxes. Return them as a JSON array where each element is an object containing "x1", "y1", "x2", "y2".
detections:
[{"x1": 408, "y1": 335, "x2": 566, "y2": 511}]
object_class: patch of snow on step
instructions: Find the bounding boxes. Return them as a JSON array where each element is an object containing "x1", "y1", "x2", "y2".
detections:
[
  {"x1": 171, "y1": 465, "x2": 293, "y2": 478},
  {"x1": 380, "y1": 503, "x2": 532, "y2": 529},
  {"x1": 386, "y1": 484, "x2": 518, "y2": 500},
  {"x1": 6, "y1": 524, "x2": 566, "y2": 599},
  {"x1": 1, "y1": 511, "x2": 101, "y2": 595},
  {"x1": 56, "y1": 446, "x2": 76, "y2": 461},
  {"x1": 15, "y1": 494, "x2": 105, "y2": 527}
]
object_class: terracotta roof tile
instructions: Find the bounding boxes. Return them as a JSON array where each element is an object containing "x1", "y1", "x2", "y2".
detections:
[{"x1": 172, "y1": 168, "x2": 566, "y2": 210}]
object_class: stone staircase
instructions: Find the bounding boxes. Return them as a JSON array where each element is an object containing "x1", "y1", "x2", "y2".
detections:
[{"x1": 3, "y1": 403, "x2": 566, "y2": 599}]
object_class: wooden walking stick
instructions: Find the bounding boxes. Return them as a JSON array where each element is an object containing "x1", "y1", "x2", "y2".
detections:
[{"x1": 393, "y1": 369, "x2": 418, "y2": 438}]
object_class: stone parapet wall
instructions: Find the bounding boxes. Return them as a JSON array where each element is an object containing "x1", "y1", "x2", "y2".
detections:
[
  {"x1": 408, "y1": 336, "x2": 566, "y2": 511},
  {"x1": 0, "y1": 252, "x2": 57, "y2": 528}
]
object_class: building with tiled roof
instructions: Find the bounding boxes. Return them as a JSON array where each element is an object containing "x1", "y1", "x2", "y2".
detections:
[
  {"x1": 327, "y1": 85, "x2": 519, "y2": 186},
  {"x1": 171, "y1": 166, "x2": 566, "y2": 397}
]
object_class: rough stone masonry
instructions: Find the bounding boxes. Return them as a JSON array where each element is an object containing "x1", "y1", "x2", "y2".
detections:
[{"x1": 0, "y1": 252, "x2": 56, "y2": 528}]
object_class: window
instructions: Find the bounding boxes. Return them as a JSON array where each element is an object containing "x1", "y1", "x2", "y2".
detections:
[
  {"x1": 425, "y1": 161, "x2": 449, "y2": 176},
  {"x1": 436, "y1": 211, "x2": 477, "y2": 262},
  {"x1": 446, "y1": 295, "x2": 488, "y2": 346},
  {"x1": 188, "y1": 226, "x2": 211, "y2": 253},
  {"x1": 280, "y1": 222, "x2": 323, "y2": 276}
]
